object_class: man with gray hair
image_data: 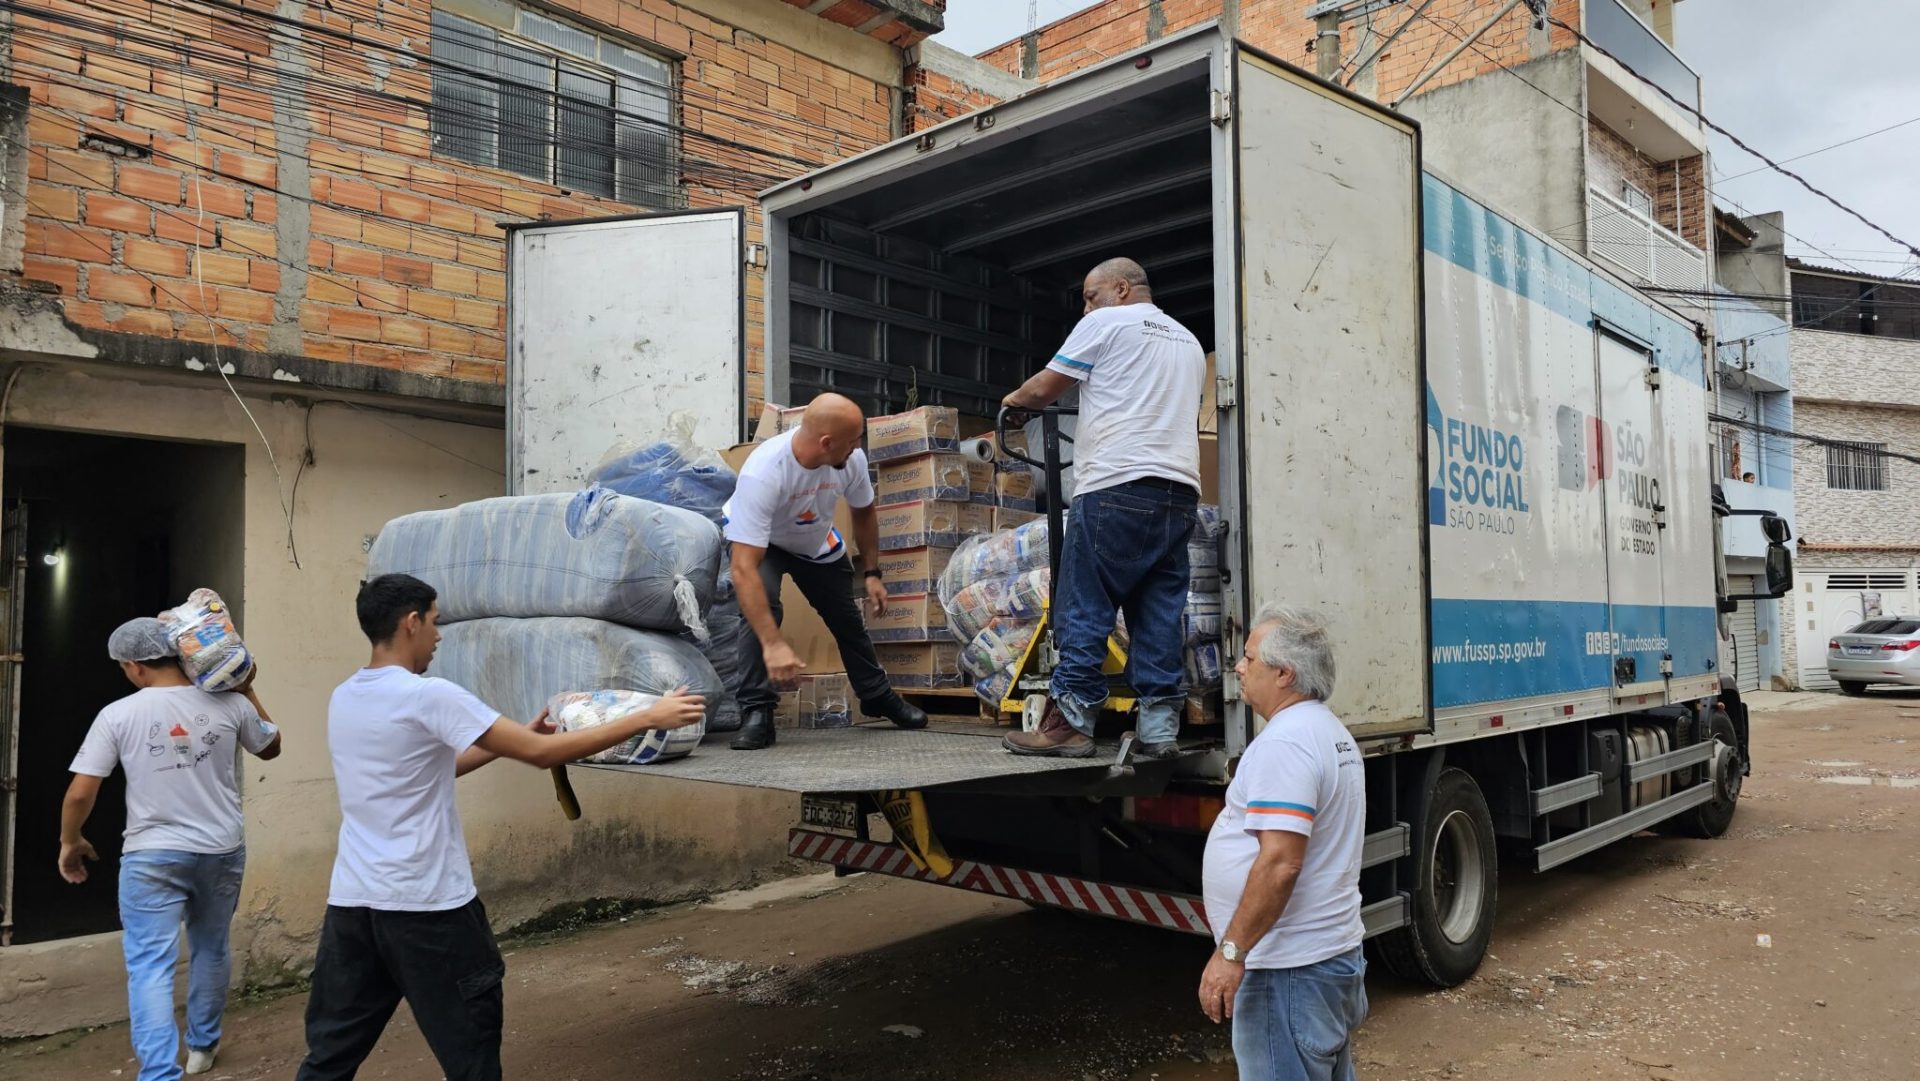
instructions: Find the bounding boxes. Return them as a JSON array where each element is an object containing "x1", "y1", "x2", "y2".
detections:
[
  {"x1": 1000, "y1": 256, "x2": 1205, "y2": 759},
  {"x1": 1198, "y1": 605, "x2": 1367, "y2": 1080},
  {"x1": 59, "y1": 617, "x2": 282, "y2": 1080}
]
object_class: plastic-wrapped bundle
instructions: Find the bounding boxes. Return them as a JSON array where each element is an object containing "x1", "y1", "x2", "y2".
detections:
[
  {"x1": 1188, "y1": 505, "x2": 1226, "y2": 593},
  {"x1": 590, "y1": 415, "x2": 737, "y2": 526},
  {"x1": 1182, "y1": 591, "x2": 1224, "y2": 645},
  {"x1": 160, "y1": 588, "x2": 255, "y2": 692},
  {"x1": 428, "y1": 616, "x2": 722, "y2": 743},
  {"x1": 694, "y1": 598, "x2": 748, "y2": 732},
  {"x1": 962, "y1": 618, "x2": 1040, "y2": 681},
  {"x1": 548, "y1": 689, "x2": 703, "y2": 764},
  {"x1": 975, "y1": 666, "x2": 1017, "y2": 707},
  {"x1": 939, "y1": 519, "x2": 1050, "y2": 606},
  {"x1": 1186, "y1": 640, "x2": 1226, "y2": 691},
  {"x1": 946, "y1": 569, "x2": 1050, "y2": 643},
  {"x1": 368, "y1": 488, "x2": 721, "y2": 640}
]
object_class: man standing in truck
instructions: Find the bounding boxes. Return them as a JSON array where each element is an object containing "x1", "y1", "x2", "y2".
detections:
[
  {"x1": 723, "y1": 392, "x2": 929, "y2": 750},
  {"x1": 1000, "y1": 257, "x2": 1205, "y2": 759},
  {"x1": 1198, "y1": 605, "x2": 1367, "y2": 1080}
]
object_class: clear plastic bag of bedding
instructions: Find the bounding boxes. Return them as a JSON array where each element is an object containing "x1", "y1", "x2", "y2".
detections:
[{"x1": 591, "y1": 414, "x2": 737, "y2": 526}]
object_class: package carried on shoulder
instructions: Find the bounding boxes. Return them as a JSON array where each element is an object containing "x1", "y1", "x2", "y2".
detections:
[{"x1": 160, "y1": 588, "x2": 255, "y2": 693}]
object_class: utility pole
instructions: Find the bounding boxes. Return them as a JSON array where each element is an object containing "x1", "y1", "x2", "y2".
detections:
[{"x1": 1315, "y1": 9, "x2": 1343, "y2": 78}]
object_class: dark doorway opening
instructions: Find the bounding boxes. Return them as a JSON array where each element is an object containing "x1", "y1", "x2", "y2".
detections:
[{"x1": 2, "y1": 427, "x2": 244, "y2": 944}]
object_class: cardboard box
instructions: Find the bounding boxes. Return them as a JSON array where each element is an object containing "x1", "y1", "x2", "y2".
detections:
[
  {"x1": 877, "y1": 641, "x2": 964, "y2": 689},
  {"x1": 876, "y1": 453, "x2": 972, "y2": 506},
  {"x1": 878, "y1": 545, "x2": 954, "y2": 596},
  {"x1": 774, "y1": 689, "x2": 801, "y2": 729},
  {"x1": 795, "y1": 672, "x2": 853, "y2": 729},
  {"x1": 966, "y1": 458, "x2": 995, "y2": 503},
  {"x1": 865, "y1": 592, "x2": 949, "y2": 642},
  {"x1": 993, "y1": 507, "x2": 1042, "y2": 532},
  {"x1": 994, "y1": 468, "x2": 1037, "y2": 511},
  {"x1": 1199, "y1": 352, "x2": 1217, "y2": 434},
  {"x1": 1199, "y1": 432, "x2": 1218, "y2": 505},
  {"x1": 867, "y1": 406, "x2": 959, "y2": 462},
  {"x1": 876, "y1": 500, "x2": 977, "y2": 551},
  {"x1": 753, "y1": 403, "x2": 807, "y2": 442}
]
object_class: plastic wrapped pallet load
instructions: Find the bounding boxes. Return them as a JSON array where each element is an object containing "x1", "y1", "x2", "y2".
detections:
[
  {"x1": 428, "y1": 616, "x2": 720, "y2": 763},
  {"x1": 368, "y1": 488, "x2": 722, "y2": 640}
]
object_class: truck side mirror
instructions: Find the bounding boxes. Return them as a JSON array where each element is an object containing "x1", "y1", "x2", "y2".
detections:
[
  {"x1": 1760, "y1": 513, "x2": 1792, "y2": 544},
  {"x1": 1765, "y1": 543, "x2": 1794, "y2": 597}
]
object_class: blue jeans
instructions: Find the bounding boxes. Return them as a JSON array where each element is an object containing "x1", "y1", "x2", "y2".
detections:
[
  {"x1": 1231, "y1": 948, "x2": 1369, "y2": 1081},
  {"x1": 1051, "y1": 480, "x2": 1198, "y2": 743},
  {"x1": 119, "y1": 848, "x2": 247, "y2": 1081}
]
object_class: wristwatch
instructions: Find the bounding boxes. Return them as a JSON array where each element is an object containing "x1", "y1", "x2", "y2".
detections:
[
  {"x1": 863, "y1": 568, "x2": 884, "y2": 580},
  {"x1": 1220, "y1": 940, "x2": 1244, "y2": 963}
]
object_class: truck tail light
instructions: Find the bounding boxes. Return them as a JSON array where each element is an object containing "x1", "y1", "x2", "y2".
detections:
[
  {"x1": 1125, "y1": 794, "x2": 1224, "y2": 832},
  {"x1": 1882, "y1": 640, "x2": 1920, "y2": 652}
]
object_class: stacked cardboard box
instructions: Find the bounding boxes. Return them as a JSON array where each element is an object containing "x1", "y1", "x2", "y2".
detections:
[
  {"x1": 866, "y1": 407, "x2": 960, "y2": 462},
  {"x1": 875, "y1": 642, "x2": 964, "y2": 690},
  {"x1": 752, "y1": 403, "x2": 808, "y2": 442}
]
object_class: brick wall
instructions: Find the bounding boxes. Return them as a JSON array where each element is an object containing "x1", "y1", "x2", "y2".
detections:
[
  {"x1": 977, "y1": 0, "x2": 1581, "y2": 103},
  {"x1": 1587, "y1": 115, "x2": 1660, "y2": 208},
  {"x1": 1789, "y1": 398, "x2": 1920, "y2": 551},
  {"x1": 10, "y1": 0, "x2": 901, "y2": 406},
  {"x1": 904, "y1": 65, "x2": 999, "y2": 130}
]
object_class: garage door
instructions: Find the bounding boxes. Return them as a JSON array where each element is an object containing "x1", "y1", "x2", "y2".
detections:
[
  {"x1": 1726, "y1": 575, "x2": 1760, "y2": 693},
  {"x1": 1796, "y1": 570, "x2": 1917, "y2": 689}
]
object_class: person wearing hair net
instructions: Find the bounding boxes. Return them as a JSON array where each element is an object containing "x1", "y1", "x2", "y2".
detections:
[{"x1": 59, "y1": 617, "x2": 283, "y2": 1080}]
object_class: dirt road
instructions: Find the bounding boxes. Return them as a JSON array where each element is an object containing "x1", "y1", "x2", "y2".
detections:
[{"x1": 7, "y1": 691, "x2": 1916, "y2": 1081}]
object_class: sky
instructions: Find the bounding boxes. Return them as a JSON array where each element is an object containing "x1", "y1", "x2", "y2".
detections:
[{"x1": 933, "y1": 0, "x2": 1920, "y2": 280}]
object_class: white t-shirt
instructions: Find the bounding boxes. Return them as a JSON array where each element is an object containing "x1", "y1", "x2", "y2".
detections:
[
  {"x1": 723, "y1": 429, "x2": 875, "y2": 563},
  {"x1": 326, "y1": 666, "x2": 500, "y2": 911},
  {"x1": 1202, "y1": 699, "x2": 1365, "y2": 969},
  {"x1": 69, "y1": 686, "x2": 279, "y2": 855},
  {"x1": 1045, "y1": 303, "x2": 1204, "y2": 496}
]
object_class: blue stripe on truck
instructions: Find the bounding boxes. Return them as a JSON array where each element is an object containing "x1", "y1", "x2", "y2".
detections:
[
  {"x1": 1431, "y1": 597, "x2": 1719, "y2": 709},
  {"x1": 1420, "y1": 174, "x2": 1706, "y2": 389}
]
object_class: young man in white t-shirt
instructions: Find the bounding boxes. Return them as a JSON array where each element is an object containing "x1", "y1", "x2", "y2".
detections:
[
  {"x1": 61, "y1": 617, "x2": 283, "y2": 1081},
  {"x1": 295, "y1": 574, "x2": 705, "y2": 1081},
  {"x1": 1198, "y1": 606, "x2": 1368, "y2": 1081},
  {"x1": 722, "y1": 392, "x2": 928, "y2": 750},
  {"x1": 1000, "y1": 256, "x2": 1206, "y2": 759}
]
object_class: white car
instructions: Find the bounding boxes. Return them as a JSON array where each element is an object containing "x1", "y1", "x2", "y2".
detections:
[{"x1": 1826, "y1": 618, "x2": 1920, "y2": 695}]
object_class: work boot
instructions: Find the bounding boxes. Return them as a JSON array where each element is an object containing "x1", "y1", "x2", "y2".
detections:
[
  {"x1": 186, "y1": 1045, "x2": 220, "y2": 1076},
  {"x1": 730, "y1": 706, "x2": 775, "y2": 750},
  {"x1": 1002, "y1": 705, "x2": 1095, "y2": 758},
  {"x1": 862, "y1": 693, "x2": 928, "y2": 730}
]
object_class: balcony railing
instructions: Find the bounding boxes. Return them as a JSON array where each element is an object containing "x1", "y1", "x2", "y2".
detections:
[
  {"x1": 1587, "y1": 186, "x2": 1707, "y2": 291},
  {"x1": 1586, "y1": 0, "x2": 1700, "y2": 112}
]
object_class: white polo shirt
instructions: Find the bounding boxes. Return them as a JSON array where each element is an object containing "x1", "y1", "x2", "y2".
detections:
[{"x1": 1201, "y1": 699, "x2": 1365, "y2": 969}]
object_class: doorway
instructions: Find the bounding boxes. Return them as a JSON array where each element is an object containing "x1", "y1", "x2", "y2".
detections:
[{"x1": 1, "y1": 427, "x2": 244, "y2": 944}]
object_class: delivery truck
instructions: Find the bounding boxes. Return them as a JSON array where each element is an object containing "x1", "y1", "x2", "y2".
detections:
[{"x1": 499, "y1": 26, "x2": 1793, "y2": 987}]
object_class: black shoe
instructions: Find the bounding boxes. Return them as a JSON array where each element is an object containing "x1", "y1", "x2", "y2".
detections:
[
  {"x1": 730, "y1": 706, "x2": 776, "y2": 750},
  {"x1": 1134, "y1": 740, "x2": 1182, "y2": 761},
  {"x1": 862, "y1": 694, "x2": 928, "y2": 730}
]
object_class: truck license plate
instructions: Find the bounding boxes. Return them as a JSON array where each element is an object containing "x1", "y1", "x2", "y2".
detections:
[{"x1": 802, "y1": 796, "x2": 860, "y2": 833}]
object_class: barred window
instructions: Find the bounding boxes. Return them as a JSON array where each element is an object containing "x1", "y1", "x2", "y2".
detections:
[
  {"x1": 1825, "y1": 441, "x2": 1886, "y2": 491},
  {"x1": 429, "y1": 3, "x2": 681, "y2": 209}
]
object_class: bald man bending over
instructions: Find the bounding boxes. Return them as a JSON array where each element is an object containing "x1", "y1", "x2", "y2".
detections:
[{"x1": 723, "y1": 393, "x2": 929, "y2": 749}]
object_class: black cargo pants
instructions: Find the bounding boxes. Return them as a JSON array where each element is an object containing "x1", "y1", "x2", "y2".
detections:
[
  {"x1": 295, "y1": 897, "x2": 505, "y2": 1081},
  {"x1": 736, "y1": 547, "x2": 892, "y2": 713}
]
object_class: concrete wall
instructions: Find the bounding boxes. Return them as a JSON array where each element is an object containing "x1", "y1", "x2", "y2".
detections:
[
  {"x1": 0, "y1": 357, "x2": 796, "y2": 1035},
  {"x1": 1399, "y1": 50, "x2": 1589, "y2": 243}
]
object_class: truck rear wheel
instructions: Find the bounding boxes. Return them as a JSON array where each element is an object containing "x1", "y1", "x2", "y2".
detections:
[
  {"x1": 1375, "y1": 768, "x2": 1497, "y2": 988},
  {"x1": 1659, "y1": 709, "x2": 1743, "y2": 839}
]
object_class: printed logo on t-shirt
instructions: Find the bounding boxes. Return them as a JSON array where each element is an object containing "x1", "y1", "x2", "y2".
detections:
[
  {"x1": 154, "y1": 721, "x2": 222, "y2": 772},
  {"x1": 794, "y1": 508, "x2": 819, "y2": 526}
]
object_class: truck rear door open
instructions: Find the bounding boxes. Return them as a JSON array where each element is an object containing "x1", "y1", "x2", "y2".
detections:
[
  {"x1": 505, "y1": 209, "x2": 747, "y2": 495},
  {"x1": 1221, "y1": 47, "x2": 1430, "y2": 745}
]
